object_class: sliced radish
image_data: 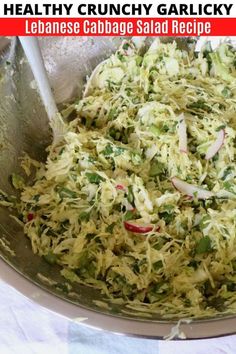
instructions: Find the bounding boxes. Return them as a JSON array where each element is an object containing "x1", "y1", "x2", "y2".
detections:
[
  {"x1": 205, "y1": 129, "x2": 225, "y2": 160},
  {"x1": 124, "y1": 220, "x2": 154, "y2": 234},
  {"x1": 171, "y1": 177, "x2": 214, "y2": 199},
  {"x1": 27, "y1": 213, "x2": 34, "y2": 221},
  {"x1": 177, "y1": 113, "x2": 188, "y2": 153},
  {"x1": 116, "y1": 184, "x2": 126, "y2": 191}
]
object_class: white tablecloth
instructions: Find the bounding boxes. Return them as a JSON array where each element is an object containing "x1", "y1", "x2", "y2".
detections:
[{"x1": 1, "y1": 280, "x2": 236, "y2": 354}]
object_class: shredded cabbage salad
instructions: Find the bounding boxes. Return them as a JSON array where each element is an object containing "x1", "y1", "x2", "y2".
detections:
[{"x1": 8, "y1": 39, "x2": 236, "y2": 318}]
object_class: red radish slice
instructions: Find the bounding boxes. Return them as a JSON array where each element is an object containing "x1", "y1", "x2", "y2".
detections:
[
  {"x1": 177, "y1": 113, "x2": 188, "y2": 153},
  {"x1": 27, "y1": 213, "x2": 34, "y2": 221},
  {"x1": 205, "y1": 129, "x2": 225, "y2": 160},
  {"x1": 116, "y1": 184, "x2": 126, "y2": 191},
  {"x1": 171, "y1": 177, "x2": 214, "y2": 199},
  {"x1": 124, "y1": 220, "x2": 154, "y2": 234}
]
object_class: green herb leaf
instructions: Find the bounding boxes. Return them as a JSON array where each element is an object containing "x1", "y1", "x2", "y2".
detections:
[
  {"x1": 86, "y1": 172, "x2": 105, "y2": 184},
  {"x1": 222, "y1": 87, "x2": 231, "y2": 98},
  {"x1": 85, "y1": 233, "x2": 96, "y2": 242},
  {"x1": 78, "y1": 251, "x2": 90, "y2": 268},
  {"x1": 114, "y1": 146, "x2": 125, "y2": 156},
  {"x1": 163, "y1": 204, "x2": 175, "y2": 211},
  {"x1": 187, "y1": 99, "x2": 212, "y2": 113},
  {"x1": 212, "y1": 153, "x2": 219, "y2": 162},
  {"x1": 153, "y1": 236, "x2": 168, "y2": 250},
  {"x1": 199, "y1": 215, "x2": 211, "y2": 231},
  {"x1": 79, "y1": 211, "x2": 90, "y2": 222},
  {"x1": 117, "y1": 53, "x2": 125, "y2": 62},
  {"x1": 136, "y1": 56, "x2": 143, "y2": 66},
  {"x1": 149, "y1": 161, "x2": 165, "y2": 177},
  {"x1": 159, "y1": 211, "x2": 174, "y2": 225},
  {"x1": 225, "y1": 281, "x2": 236, "y2": 292},
  {"x1": 131, "y1": 151, "x2": 142, "y2": 165},
  {"x1": 196, "y1": 236, "x2": 212, "y2": 254},
  {"x1": 207, "y1": 296, "x2": 226, "y2": 311},
  {"x1": 106, "y1": 222, "x2": 116, "y2": 233},
  {"x1": 102, "y1": 144, "x2": 113, "y2": 156},
  {"x1": 109, "y1": 127, "x2": 120, "y2": 140},
  {"x1": 162, "y1": 124, "x2": 169, "y2": 132},
  {"x1": 149, "y1": 124, "x2": 161, "y2": 136},
  {"x1": 153, "y1": 260, "x2": 163, "y2": 271},
  {"x1": 127, "y1": 186, "x2": 134, "y2": 204},
  {"x1": 188, "y1": 260, "x2": 198, "y2": 269},
  {"x1": 223, "y1": 181, "x2": 236, "y2": 194},
  {"x1": 108, "y1": 108, "x2": 117, "y2": 120},
  {"x1": 124, "y1": 210, "x2": 135, "y2": 221},
  {"x1": 11, "y1": 173, "x2": 25, "y2": 190},
  {"x1": 43, "y1": 251, "x2": 58, "y2": 265},
  {"x1": 33, "y1": 194, "x2": 40, "y2": 202},
  {"x1": 59, "y1": 187, "x2": 77, "y2": 199},
  {"x1": 221, "y1": 166, "x2": 233, "y2": 180},
  {"x1": 123, "y1": 43, "x2": 129, "y2": 50},
  {"x1": 216, "y1": 124, "x2": 226, "y2": 132}
]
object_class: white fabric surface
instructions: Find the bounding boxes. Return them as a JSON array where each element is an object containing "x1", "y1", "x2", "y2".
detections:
[{"x1": 1, "y1": 280, "x2": 236, "y2": 354}]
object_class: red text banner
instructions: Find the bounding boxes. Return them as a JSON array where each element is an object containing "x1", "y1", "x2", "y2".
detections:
[{"x1": 0, "y1": 17, "x2": 235, "y2": 36}]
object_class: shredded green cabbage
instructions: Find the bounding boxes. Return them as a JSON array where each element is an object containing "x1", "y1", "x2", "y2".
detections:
[{"x1": 10, "y1": 39, "x2": 236, "y2": 318}]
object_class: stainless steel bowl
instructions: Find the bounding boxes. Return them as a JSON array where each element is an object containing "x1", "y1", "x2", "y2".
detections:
[{"x1": 1, "y1": 36, "x2": 236, "y2": 339}]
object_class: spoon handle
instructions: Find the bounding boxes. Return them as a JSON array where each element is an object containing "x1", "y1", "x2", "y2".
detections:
[{"x1": 19, "y1": 36, "x2": 58, "y2": 121}]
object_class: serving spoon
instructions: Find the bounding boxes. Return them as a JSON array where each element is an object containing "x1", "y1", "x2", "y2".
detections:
[{"x1": 19, "y1": 36, "x2": 66, "y2": 144}]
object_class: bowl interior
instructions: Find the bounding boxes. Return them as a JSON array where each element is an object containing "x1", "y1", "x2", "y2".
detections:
[{"x1": 1, "y1": 36, "x2": 236, "y2": 339}]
